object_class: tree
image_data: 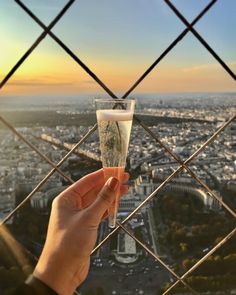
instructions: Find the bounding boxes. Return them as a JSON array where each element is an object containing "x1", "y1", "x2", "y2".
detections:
[{"x1": 179, "y1": 243, "x2": 189, "y2": 254}]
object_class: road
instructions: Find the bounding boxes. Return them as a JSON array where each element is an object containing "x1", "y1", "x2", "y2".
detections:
[
  {"x1": 79, "y1": 214, "x2": 172, "y2": 294},
  {"x1": 80, "y1": 257, "x2": 171, "y2": 295}
]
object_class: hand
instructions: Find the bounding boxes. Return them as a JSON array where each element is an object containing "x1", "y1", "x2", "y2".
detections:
[{"x1": 33, "y1": 169, "x2": 129, "y2": 295}]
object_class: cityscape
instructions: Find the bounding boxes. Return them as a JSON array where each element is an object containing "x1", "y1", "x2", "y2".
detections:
[
  {"x1": 1, "y1": 0, "x2": 236, "y2": 294},
  {"x1": 0, "y1": 94, "x2": 235, "y2": 294}
]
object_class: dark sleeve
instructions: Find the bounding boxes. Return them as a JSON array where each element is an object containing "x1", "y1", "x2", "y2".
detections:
[{"x1": 12, "y1": 275, "x2": 58, "y2": 295}]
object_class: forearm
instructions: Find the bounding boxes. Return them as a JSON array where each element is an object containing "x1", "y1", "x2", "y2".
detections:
[{"x1": 33, "y1": 247, "x2": 89, "y2": 295}]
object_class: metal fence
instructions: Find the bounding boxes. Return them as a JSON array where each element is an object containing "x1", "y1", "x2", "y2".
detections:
[{"x1": 0, "y1": 1, "x2": 235, "y2": 294}]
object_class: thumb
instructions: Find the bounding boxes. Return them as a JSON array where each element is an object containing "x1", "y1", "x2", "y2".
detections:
[{"x1": 87, "y1": 177, "x2": 120, "y2": 222}]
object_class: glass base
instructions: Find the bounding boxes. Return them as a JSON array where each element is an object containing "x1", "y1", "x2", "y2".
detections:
[{"x1": 108, "y1": 214, "x2": 116, "y2": 228}]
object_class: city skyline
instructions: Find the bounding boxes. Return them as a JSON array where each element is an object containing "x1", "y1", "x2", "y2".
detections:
[
  {"x1": 1, "y1": 0, "x2": 236, "y2": 96},
  {"x1": 1, "y1": 99, "x2": 235, "y2": 294}
]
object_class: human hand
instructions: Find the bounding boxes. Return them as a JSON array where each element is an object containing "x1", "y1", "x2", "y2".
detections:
[{"x1": 33, "y1": 169, "x2": 129, "y2": 295}]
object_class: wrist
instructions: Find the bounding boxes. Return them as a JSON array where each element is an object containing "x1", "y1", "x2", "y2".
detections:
[
  {"x1": 34, "y1": 250, "x2": 85, "y2": 295},
  {"x1": 25, "y1": 274, "x2": 59, "y2": 295}
]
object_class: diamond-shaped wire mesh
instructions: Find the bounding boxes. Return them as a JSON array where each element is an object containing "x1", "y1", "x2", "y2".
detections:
[{"x1": 0, "y1": 0, "x2": 235, "y2": 294}]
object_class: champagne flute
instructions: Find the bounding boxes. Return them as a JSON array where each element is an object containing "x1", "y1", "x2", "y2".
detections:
[{"x1": 95, "y1": 99, "x2": 135, "y2": 228}]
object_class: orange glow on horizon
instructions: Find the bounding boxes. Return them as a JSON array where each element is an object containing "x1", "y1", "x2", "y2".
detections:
[
  {"x1": 1, "y1": 1, "x2": 236, "y2": 98},
  {"x1": 1, "y1": 60, "x2": 235, "y2": 96},
  {"x1": 1, "y1": 41, "x2": 236, "y2": 96}
]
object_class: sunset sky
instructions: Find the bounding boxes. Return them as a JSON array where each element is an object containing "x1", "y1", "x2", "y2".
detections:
[{"x1": 0, "y1": 0, "x2": 235, "y2": 97}]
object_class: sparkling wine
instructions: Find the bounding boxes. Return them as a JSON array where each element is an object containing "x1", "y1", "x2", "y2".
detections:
[
  {"x1": 96, "y1": 109, "x2": 134, "y2": 227},
  {"x1": 96, "y1": 110, "x2": 133, "y2": 168}
]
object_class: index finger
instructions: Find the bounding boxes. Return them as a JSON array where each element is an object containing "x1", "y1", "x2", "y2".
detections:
[{"x1": 70, "y1": 168, "x2": 104, "y2": 197}]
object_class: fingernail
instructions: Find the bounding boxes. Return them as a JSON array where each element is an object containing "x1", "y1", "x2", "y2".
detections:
[
  {"x1": 107, "y1": 177, "x2": 119, "y2": 192},
  {"x1": 124, "y1": 172, "x2": 130, "y2": 180}
]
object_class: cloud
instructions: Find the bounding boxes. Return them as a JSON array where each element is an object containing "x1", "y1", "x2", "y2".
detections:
[
  {"x1": 9, "y1": 78, "x2": 74, "y2": 87},
  {"x1": 82, "y1": 80, "x2": 97, "y2": 84},
  {"x1": 7, "y1": 77, "x2": 97, "y2": 88},
  {"x1": 181, "y1": 61, "x2": 236, "y2": 73}
]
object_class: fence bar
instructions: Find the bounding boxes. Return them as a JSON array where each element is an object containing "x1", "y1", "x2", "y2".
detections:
[
  {"x1": 164, "y1": 0, "x2": 236, "y2": 80},
  {"x1": 92, "y1": 114, "x2": 236, "y2": 253},
  {"x1": 0, "y1": 2, "x2": 235, "y2": 294},
  {"x1": 118, "y1": 222, "x2": 200, "y2": 295},
  {"x1": 0, "y1": 0, "x2": 76, "y2": 89},
  {"x1": 135, "y1": 115, "x2": 236, "y2": 218},
  {"x1": 15, "y1": 0, "x2": 118, "y2": 99},
  {"x1": 0, "y1": 116, "x2": 74, "y2": 184},
  {"x1": 163, "y1": 228, "x2": 236, "y2": 294},
  {"x1": 122, "y1": 0, "x2": 217, "y2": 98},
  {"x1": 0, "y1": 124, "x2": 98, "y2": 225}
]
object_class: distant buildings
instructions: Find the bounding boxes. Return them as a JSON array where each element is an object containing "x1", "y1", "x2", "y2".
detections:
[
  {"x1": 134, "y1": 175, "x2": 154, "y2": 197},
  {"x1": 131, "y1": 173, "x2": 223, "y2": 212},
  {"x1": 0, "y1": 103, "x2": 234, "y2": 221}
]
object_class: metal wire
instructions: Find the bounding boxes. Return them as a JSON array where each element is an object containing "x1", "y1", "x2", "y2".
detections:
[
  {"x1": 0, "y1": 124, "x2": 98, "y2": 225},
  {"x1": 162, "y1": 228, "x2": 236, "y2": 295},
  {"x1": 97, "y1": 126, "x2": 236, "y2": 293},
  {"x1": 14, "y1": 0, "x2": 117, "y2": 99},
  {"x1": 0, "y1": 0, "x2": 235, "y2": 294},
  {"x1": 3, "y1": 115, "x2": 229, "y2": 294},
  {"x1": 92, "y1": 113, "x2": 236, "y2": 254},
  {"x1": 164, "y1": 0, "x2": 236, "y2": 81},
  {"x1": 135, "y1": 115, "x2": 236, "y2": 218},
  {"x1": 122, "y1": 0, "x2": 217, "y2": 98},
  {"x1": 0, "y1": 115, "x2": 74, "y2": 184},
  {"x1": 92, "y1": 114, "x2": 236, "y2": 294},
  {"x1": 0, "y1": 0, "x2": 76, "y2": 90},
  {"x1": 117, "y1": 222, "x2": 200, "y2": 295}
]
